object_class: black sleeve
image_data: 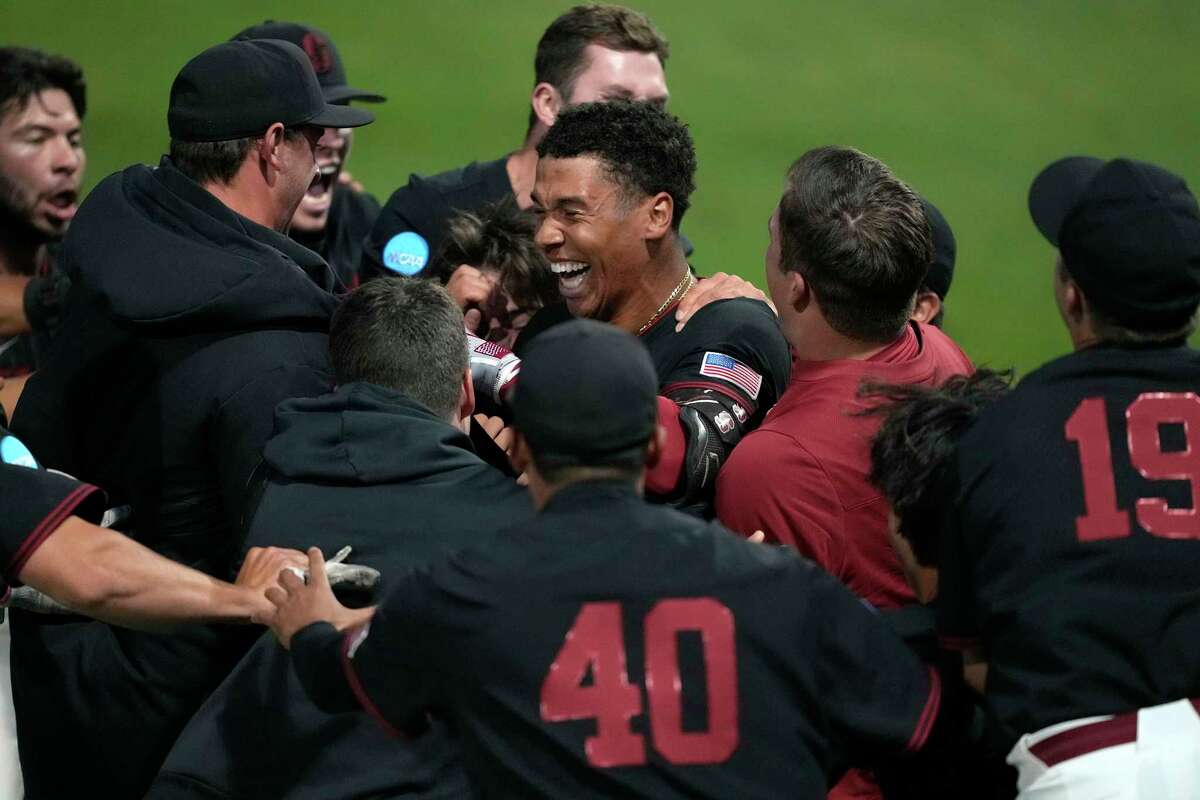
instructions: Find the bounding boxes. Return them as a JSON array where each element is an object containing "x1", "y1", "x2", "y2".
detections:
[
  {"x1": 813, "y1": 574, "x2": 942, "y2": 758},
  {"x1": 658, "y1": 298, "x2": 792, "y2": 503},
  {"x1": 211, "y1": 364, "x2": 330, "y2": 539},
  {"x1": 291, "y1": 621, "x2": 360, "y2": 713},
  {"x1": 23, "y1": 271, "x2": 71, "y2": 335},
  {"x1": 934, "y1": 459, "x2": 981, "y2": 651},
  {"x1": 0, "y1": 462, "x2": 105, "y2": 582},
  {"x1": 296, "y1": 566, "x2": 451, "y2": 737}
]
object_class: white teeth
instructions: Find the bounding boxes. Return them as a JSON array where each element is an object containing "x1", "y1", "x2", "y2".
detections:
[{"x1": 551, "y1": 261, "x2": 589, "y2": 276}]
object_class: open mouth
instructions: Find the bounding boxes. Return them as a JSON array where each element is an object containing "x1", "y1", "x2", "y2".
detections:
[
  {"x1": 43, "y1": 188, "x2": 79, "y2": 221},
  {"x1": 551, "y1": 261, "x2": 591, "y2": 295},
  {"x1": 307, "y1": 165, "x2": 337, "y2": 198}
]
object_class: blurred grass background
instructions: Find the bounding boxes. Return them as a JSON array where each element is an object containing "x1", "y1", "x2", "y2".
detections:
[{"x1": 4, "y1": 1, "x2": 1198, "y2": 373}]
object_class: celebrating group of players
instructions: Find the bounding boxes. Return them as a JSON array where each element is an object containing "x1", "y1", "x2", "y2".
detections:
[{"x1": 1, "y1": 5, "x2": 1198, "y2": 799}]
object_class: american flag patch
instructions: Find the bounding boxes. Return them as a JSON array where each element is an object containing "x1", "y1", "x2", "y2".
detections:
[
  {"x1": 473, "y1": 340, "x2": 508, "y2": 358},
  {"x1": 699, "y1": 351, "x2": 762, "y2": 400}
]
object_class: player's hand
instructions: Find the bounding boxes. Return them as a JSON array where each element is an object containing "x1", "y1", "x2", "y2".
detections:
[
  {"x1": 235, "y1": 546, "x2": 309, "y2": 594},
  {"x1": 261, "y1": 548, "x2": 368, "y2": 648},
  {"x1": 748, "y1": 530, "x2": 766, "y2": 544},
  {"x1": 473, "y1": 414, "x2": 515, "y2": 457},
  {"x1": 447, "y1": 265, "x2": 499, "y2": 334},
  {"x1": 674, "y1": 272, "x2": 776, "y2": 332}
]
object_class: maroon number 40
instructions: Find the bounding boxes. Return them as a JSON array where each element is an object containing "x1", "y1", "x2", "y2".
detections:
[
  {"x1": 1065, "y1": 392, "x2": 1200, "y2": 541},
  {"x1": 539, "y1": 598, "x2": 739, "y2": 768}
]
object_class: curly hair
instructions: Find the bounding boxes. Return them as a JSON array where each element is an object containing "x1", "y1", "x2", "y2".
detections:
[
  {"x1": 437, "y1": 198, "x2": 558, "y2": 312},
  {"x1": 538, "y1": 100, "x2": 696, "y2": 230},
  {"x1": 860, "y1": 368, "x2": 1012, "y2": 565}
]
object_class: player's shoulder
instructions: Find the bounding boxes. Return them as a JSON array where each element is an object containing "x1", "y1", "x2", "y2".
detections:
[{"x1": 679, "y1": 297, "x2": 790, "y2": 363}]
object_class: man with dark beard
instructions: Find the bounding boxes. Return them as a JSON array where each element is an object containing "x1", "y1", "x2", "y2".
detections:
[
  {"x1": 8, "y1": 39, "x2": 372, "y2": 799},
  {"x1": 0, "y1": 47, "x2": 83, "y2": 389}
]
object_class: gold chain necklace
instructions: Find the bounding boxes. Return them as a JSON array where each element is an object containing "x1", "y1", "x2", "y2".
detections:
[{"x1": 638, "y1": 271, "x2": 696, "y2": 336}]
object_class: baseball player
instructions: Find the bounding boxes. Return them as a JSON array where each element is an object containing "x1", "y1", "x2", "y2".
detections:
[
  {"x1": 939, "y1": 156, "x2": 1200, "y2": 797},
  {"x1": 264, "y1": 319, "x2": 944, "y2": 798},
  {"x1": 466, "y1": 101, "x2": 791, "y2": 514}
]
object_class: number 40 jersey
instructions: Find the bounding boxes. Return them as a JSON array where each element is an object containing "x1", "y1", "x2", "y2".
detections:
[
  {"x1": 938, "y1": 342, "x2": 1200, "y2": 751},
  {"x1": 291, "y1": 479, "x2": 942, "y2": 798}
]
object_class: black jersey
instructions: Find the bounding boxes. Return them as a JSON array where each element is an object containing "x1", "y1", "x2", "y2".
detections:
[
  {"x1": 0, "y1": 429, "x2": 103, "y2": 587},
  {"x1": 293, "y1": 480, "x2": 940, "y2": 799},
  {"x1": 290, "y1": 183, "x2": 381, "y2": 289},
  {"x1": 939, "y1": 342, "x2": 1200, "y2": 749},
  {"x1": 361, "y1": 157, "x2": 512, "y2": 281}
]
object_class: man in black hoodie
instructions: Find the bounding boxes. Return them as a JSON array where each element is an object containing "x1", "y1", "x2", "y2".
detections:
[
  {"x1": 8, "y1": 40, "x2": 372, "y2": 798},
  {"x1": 151, "y1": 277, "x2": 533, "y2": 800}
]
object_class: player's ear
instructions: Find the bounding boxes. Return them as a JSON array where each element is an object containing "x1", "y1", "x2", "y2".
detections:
[
  {"x1": 643, "y1": 192, "x2": 674, "y2": 242},
  {"x1": 531, "y1": 82, "x2": 562, "y2": 129},
  {"x1": 786, "y1": 269, "x2": 810, "y2": 313},
  {"x1": 258, "y1": 122, "x2": 287, "y2": 181},
  {"x1": 911, "y1": 290, "x2": 942, "y2": 325},
  {"x1": 458, "y1": 367, "x2": 476, "y2": 431}
]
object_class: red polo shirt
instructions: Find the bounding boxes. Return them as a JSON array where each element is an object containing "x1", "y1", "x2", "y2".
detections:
[{"x1": 716, "y1": 322, "x2": 972, "y2": 609}]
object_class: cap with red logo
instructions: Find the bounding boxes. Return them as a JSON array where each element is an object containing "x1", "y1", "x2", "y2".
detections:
[{"x1": 233, "y1": 20, "x2": 386, "y2": 105}]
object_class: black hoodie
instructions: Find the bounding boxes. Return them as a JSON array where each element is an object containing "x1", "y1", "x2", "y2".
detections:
[
  {"x1": 9, "y1": 157, "x2": 338, "y2": 799},
  {"x1": 150, "y1": 382, "x2": 534, "y2": 800}
]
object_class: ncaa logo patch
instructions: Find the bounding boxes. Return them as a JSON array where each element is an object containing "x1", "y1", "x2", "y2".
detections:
[
  {"x1": 0, "y1": 435, "x2": 38, "y2": 469},
  {"x1": 382, "y1": 232, "x2": 430, "y2": 276}
]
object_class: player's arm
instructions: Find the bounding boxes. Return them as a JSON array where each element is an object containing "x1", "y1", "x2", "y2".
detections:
[
  {"x1": 715, "y1": 431, "x2": 847, "y2": 576},
  {"x1": 267, "y1": 549, "x2": 434, "y2": 736},
  {"x1": 932, "y1": 460, "x2": 988, "y2": 693},
  {"x1": 0, "y1": 272, "x2": 71, "y2": 337},
  {"x1": 671, "y1": 271, "x2": 776, "y2": 332},
  {"x1": 16, "y1": 517, "x2": 306, "y2": 630}
]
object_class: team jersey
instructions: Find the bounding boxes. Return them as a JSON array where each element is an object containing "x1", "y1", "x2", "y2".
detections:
[
  {"x1": 290, "y1": 183, "x2": 380, "y2": 290},
  {"x1": 293, "y1": 480, "x2": 940, "y2": 799},
  {"x1": 939, "y1": 342, "x2": 1200, "y2": 749},
  {"x1": 0, "y1": 428, "x2": 103, "y2": 587}
]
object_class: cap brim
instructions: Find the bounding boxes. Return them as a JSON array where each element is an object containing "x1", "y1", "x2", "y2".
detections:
[
  {"x1": 308, "y1": 102, "x2": 374, "y2": 129},
  {"x1": 323, "y1": 85, "x2": 387, "y2": 104},
  {"x1": 1028, "y1": 156, "x2": 1106, "y2": 245}
]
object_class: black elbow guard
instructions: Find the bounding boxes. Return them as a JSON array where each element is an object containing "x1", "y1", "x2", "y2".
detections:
[{"x1": 676, "y1": 393, "x2": 751, "y2": 504}]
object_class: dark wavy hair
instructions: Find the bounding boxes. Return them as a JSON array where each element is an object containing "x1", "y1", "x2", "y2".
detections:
[
  {"x1": 0, "y1": 47, "x2": 86, "y2": 120},
  {"x1": 538, "y1": 100, "x2": 696, "y2": 230},
  {"x1": 861, "y1": 369, "x2": 1012, "y2": 564},
  {"x1": 438, "y1": 198, "x2": 558, "y2": 312}
]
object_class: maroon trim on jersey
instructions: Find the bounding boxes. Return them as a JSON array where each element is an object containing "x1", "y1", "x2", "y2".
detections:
[
  {"x1": 340, "y1": 625, "x2": 403, "y2": 739},
  {"x1": 7, "y1": 483, "x2": 100, "y2": 580},
  {"x1": 661, "y1": 380, "x2": 756, "y2": 413},
  {"x1": 937, "y1": 634, "x2": 981, "y2": 651},
  {"x1": 1029, "y1": 699, "x2": 1200, "y2": 767},
  {"x1": 905, "y1": 666, "x2": 943, "y2": 752}
]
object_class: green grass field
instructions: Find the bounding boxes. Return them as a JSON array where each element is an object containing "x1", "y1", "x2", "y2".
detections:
[{"x1": 5, "y1": 1, "x2": 1199, "y2": 373}]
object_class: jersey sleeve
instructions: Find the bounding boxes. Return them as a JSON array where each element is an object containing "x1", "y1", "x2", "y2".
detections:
[
  {"x1": 934, "y1": 460, "x2": 981, "y2": 650},
  {"x1": 659, "y1": 298, "x2": 790, "y2": 417},
  {"x1": 0, "y1": 463, "x2": 104, "y2": 584},
  {"x1": 812, "y1": 574, "x2": 942, "y2": 756},
  {"x1": 716, "y1": 430, "x2": 847, "y2": 578}
]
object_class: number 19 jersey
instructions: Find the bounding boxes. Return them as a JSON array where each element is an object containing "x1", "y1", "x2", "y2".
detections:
[
  {"x1": 307, "y1": 479, "x2": 940, "y2": 799},
  {"x1": 938, "y1": 342, "x2": 1200, "y2": 750}
]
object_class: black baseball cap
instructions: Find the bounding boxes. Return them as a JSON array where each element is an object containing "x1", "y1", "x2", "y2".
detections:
[
  {"x1": 920, "y1": 196, "x2": 956, "y2": 299},
  {"x1": 512, "y1": 320, "x2": 658, "y2": 468},
  {"x1": 168, "y1": 39, "x2": 374, "y2": 143},
  {"x1": 233, "y1": 21, "x2": 385, "y2": 105},
  {"x1": 1029, "y1": 156, "x2": 1200, "y2": 329}
]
